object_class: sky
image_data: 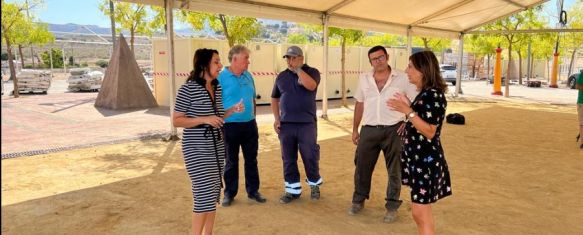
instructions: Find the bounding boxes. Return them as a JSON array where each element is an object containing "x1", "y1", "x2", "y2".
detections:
[{"x1": 7, "y1": 0, "x2": 578, "y2": 29}]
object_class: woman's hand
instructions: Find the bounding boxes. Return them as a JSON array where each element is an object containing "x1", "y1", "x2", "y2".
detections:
[
  {"x1": 387, "y1": 92, "x2": 412, "y2": 115},
  {"x1": 202, "y1": 115, "x2": 225, "y2": 128}
]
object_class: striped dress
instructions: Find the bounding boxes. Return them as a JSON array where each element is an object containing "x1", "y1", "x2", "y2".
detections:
[{"x1": 174, "y1": 80, "x2": 225, "y2": 213}]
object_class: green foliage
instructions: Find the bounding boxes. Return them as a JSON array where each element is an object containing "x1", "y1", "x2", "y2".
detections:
[
  {"x1": 68, "y1": 56, "x2": 75, "y2": 66},
  {"x1": 465, "y1": 34, "x2": 501, "y2": 57},
  {"x1": 360, "y1": 33, "x2": 404, "y2": 47},
  {"x1": 99, "y1": 1, "x2": 152, "y2": 52},
  {"x1": 1, "y1": 52, "x2": 14, "y2": 60},
  {"x1": 95, "y1": 60, "x2": 109, "y2": 68},
  {"x1": 412, "y1": 37, "x2": 451, "y2": 52},
  {"x1": 564, "y1": 1, "x2": 583, "y2": 49},
  {"x1": 287, "y1": 33, "x2": 308, "y2": 44},
  {"x1": 328, "y1": 27, "x2": 365, "y2": 46},
  {"x1": 178, "y1": 11, "x2": 260, "y2": 47},
  {"x1": 40, "y1": 48, "x2": 64, "y2": 68}
]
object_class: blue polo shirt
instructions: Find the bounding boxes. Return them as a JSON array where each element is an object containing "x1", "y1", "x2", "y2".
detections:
[
  {"x1": 271, "y1": 64, "x2": 320, "y2": 123},
  {"x1": 218, "y1": 67, "x2": 256, "y2": 123}
]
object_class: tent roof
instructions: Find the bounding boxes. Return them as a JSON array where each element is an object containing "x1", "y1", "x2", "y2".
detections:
[{"x1": 120, "y1": 0, "x2": 548, "y2": 38}]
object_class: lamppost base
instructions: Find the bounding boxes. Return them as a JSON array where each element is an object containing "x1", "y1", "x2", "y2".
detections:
[
  {"x1": 491, "y1": 91, "x2": 503, "y2": 96},
  {"x1": 549, "y1": 84, "x2": 558, "y2": 88}
]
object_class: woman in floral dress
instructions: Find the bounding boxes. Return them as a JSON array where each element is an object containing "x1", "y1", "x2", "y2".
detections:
[{"x1": 388, "y1": 51, "x2": 452, "y2": 235}]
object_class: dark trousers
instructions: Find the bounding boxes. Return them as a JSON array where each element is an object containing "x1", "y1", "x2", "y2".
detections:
[
  {"x1": 223, "y1": 120, "x2": 260, "y2": 198},
  {"x1": 352, "y1": 124, "x2": 403, "y2": 211},
  {"x1": 279, "y1": 122, "x2": 321, "y2": 195}
]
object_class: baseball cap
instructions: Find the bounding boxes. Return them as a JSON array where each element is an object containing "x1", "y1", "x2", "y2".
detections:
[{"x1": 283, "y1": 46, "x2": 303, "y2": 58}]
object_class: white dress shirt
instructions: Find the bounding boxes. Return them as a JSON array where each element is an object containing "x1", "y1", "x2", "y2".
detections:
[{"x1": 354, "y1": 68, "x2": 418, "y2": 126}]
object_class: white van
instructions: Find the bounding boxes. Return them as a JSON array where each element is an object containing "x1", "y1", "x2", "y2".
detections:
[{"x1": 440, "y1": 64, "x2": 457, "y2": 85}]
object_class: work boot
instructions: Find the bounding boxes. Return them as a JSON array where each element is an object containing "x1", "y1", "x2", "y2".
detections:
[
  {"x1": 348, "y1": 202, "x2": 364, "y2": 215},
  {"x1": 279, "y1": 192, "x2": 300, "y2": 204},
  {"x1": 383, "y1": 210, "x2": 398, "y2": 223},
  {"x1": 310, "y1": 185, "x2": 320, "y2": 200}
]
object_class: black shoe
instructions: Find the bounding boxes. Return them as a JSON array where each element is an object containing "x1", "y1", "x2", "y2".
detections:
[
  {"x1": 222, "y1": 196, "x2": 234, "y2": 207},
  {"x1": 310, "y1": 185, "x2": 320, "y2": 200},
  {"x1": 248, "y1": 192, "x2": 267, "y2": 203},
  {"x1": 279, "y1": 192, "x2": 300, "y2": 204}
]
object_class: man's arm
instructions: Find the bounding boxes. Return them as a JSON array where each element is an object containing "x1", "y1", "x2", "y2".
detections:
[
  {"x1": 352, "y1": 101, "x2": 364, "y2": 145},
  {"x1": 271, "y1": 98, "x2": 281, "y2": 134},
  {"x1": 297, "y1": 69, "x2": 317, "y2": 91}
]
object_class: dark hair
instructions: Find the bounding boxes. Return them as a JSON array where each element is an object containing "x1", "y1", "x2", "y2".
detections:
[
  {"x1": 409, "y1": 51, "x2": 448, "y2": 93},
  {"x1": 186, "y1": 48, "x2": 219, "y2": 84},
  {"x1": 367, "y1": 45, "x2": 388, "y2": 58}
]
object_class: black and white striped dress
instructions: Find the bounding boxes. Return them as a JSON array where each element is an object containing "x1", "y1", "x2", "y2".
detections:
[{"x1": 174, "y1": 80, "x2": 225, "y2": 213}]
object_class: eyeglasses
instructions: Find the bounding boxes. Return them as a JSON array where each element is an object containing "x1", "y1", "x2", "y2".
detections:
[{"x1": 370, "y1": 55, "x2": 386, "y2": 63}]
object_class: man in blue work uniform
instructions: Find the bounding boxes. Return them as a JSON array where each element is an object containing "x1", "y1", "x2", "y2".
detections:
[{"x1": 271, "y1": 45, "x2": 322, "y2": 204}]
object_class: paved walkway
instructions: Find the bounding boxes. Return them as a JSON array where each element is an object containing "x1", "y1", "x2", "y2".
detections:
[{"x1": 1, "y1": 93, "x2": 171, "y2": 158}]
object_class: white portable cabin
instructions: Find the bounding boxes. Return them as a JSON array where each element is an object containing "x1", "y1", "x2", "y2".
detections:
[{"x1": 151, "y1": 38, "x2": 408, "y2": 105}]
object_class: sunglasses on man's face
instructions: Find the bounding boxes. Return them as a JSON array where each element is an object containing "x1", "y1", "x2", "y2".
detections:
[{"x1": 370, "y1": 55, "x2": 386, "y2": 63}]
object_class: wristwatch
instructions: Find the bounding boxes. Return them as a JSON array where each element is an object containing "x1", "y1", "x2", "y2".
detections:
[{"x1": 407, "y1": 111, "x2": 416, "y2": 119}]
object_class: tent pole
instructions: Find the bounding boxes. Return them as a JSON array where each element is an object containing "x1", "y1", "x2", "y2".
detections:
[
  {"x1": 455, "y1": 32, "x2": 464, "y2": 96},
  {"x1": 165, "y1": 0, "x2": 178, "y2": 140},
  {"x1": 406, "y1": 27, "x2": 412, "y2": 57},
  {"x1": 321, "y1": 14, "x2": 329, "y2": 119}
]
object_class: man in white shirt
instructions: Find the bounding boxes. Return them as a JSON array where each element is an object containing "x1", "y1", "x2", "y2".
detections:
[{"x1": 348, "y1": 46, "x2": 418, "y2": 223}]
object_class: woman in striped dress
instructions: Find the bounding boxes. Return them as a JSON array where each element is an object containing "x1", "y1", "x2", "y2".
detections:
[{"x1": 173, "y1": 48, "x2": 244, "y2": 235}]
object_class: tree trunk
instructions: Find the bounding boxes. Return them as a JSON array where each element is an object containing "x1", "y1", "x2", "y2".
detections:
[
  {"x1": 6, "y1": 40, "x2": 19, "y2": 98},
  {"x1": 505, "y1": 43, "x2": 512, "y2": 97},
  {"x1": 476, "y1": 57, "x2": 483, "y2": 79},
  {"x1": 529, "y1": 55, "x2": 534, "y2": 79},
  {"x1": 18, "y1": 45, "x2": 25, "y2": 68},
  {"x1": 30, "y1": 46, "x2": 35, "y2": 67},
  {"x1": 441, "y1": 50, "x2": 445, "y2": 64},
  {"x1": 568, "y1": 48, "x2": 577, "y2": 76},
  {"x1": 341, "y1": 38, "x2": 347, "y2": 107},
  {"x1": 546, "y1": 58, "x2": 550, "y2": 82},
  {"x1": 218, "y1": 14, "x2": 232, "y2": 47},
  {"x1": 423, "y1": 38, "x2": 429, "y2": 49},
  {"x1": 517, "y1": 50, "x2": 523, "y2": 85},
  {"x1": 487, "y1": 54, "x2": 491, "y2": 82},
  {"x1": 471, "y1": 55, "x2": 476, "y2": 78},
  {"x1": 130, "y1": 29, "x2": 135, "y2": 53}
]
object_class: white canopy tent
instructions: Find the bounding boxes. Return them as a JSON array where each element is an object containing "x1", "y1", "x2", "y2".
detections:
[{"x1": 118, "y1": 0, "x2": 549, "y2": 137}]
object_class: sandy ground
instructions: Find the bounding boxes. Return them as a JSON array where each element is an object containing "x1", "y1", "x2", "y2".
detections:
[{"x1": 2, "y1": 100, "x2": 583, "y2": 234}]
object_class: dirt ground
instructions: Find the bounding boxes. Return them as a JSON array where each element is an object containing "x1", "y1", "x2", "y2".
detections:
[{"x1": 2, "y1": 99, "x2": 583, "y2": 235}]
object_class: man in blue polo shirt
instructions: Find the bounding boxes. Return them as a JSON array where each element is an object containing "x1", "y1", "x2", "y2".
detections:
[
  {"x1": 219, "y1": 45, "x2": 266, "y2": 206},
  {"x1": 271, "y1": 45, "x2": 322, "y2": 204}
]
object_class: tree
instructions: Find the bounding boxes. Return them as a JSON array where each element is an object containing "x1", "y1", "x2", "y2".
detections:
[
  {"x1": 529, "y1": 32, "x2": 556, "y2": 80},
  {"x1": 360, "y1": 33, "x2": 404, "y2": 47},
  {"x1": 179, "y1": 11, "x2": 260, "y2": 47},
  {"x1": 40, "y1": 48, "x2": 63, "y2": 68},
  {"x1": 1, "y1": 0, "x2": 34, "y2": 98},
  {"x1": 329, "y1": 27, "x2": 364, "y2": 107},
  {"x1": 99, "y1": 1, "x2": 151, "y2": 53},
  {"x1": 413, "y1": 36, "x2": 452, "y2": 63},
  {"x1": 465, "y1": 34, "x2": 501, "y2": 79},
  {"x1": 287, "y1": 33, "x2": 308, "y2": 44},
  {"x1": 482, "y1": 7, "x2": 542, "y2": 97},
  {"x1": 18, "y1": 22, "x2": 54, "y2": 68},
  {"x1": 564, "y1": 1, "x2": 583, "y2": 76}
]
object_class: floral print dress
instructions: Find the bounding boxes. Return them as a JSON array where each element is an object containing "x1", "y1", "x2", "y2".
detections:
[{"x1": 401, "y1": 88, "x2": 452, "y2": 204}]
